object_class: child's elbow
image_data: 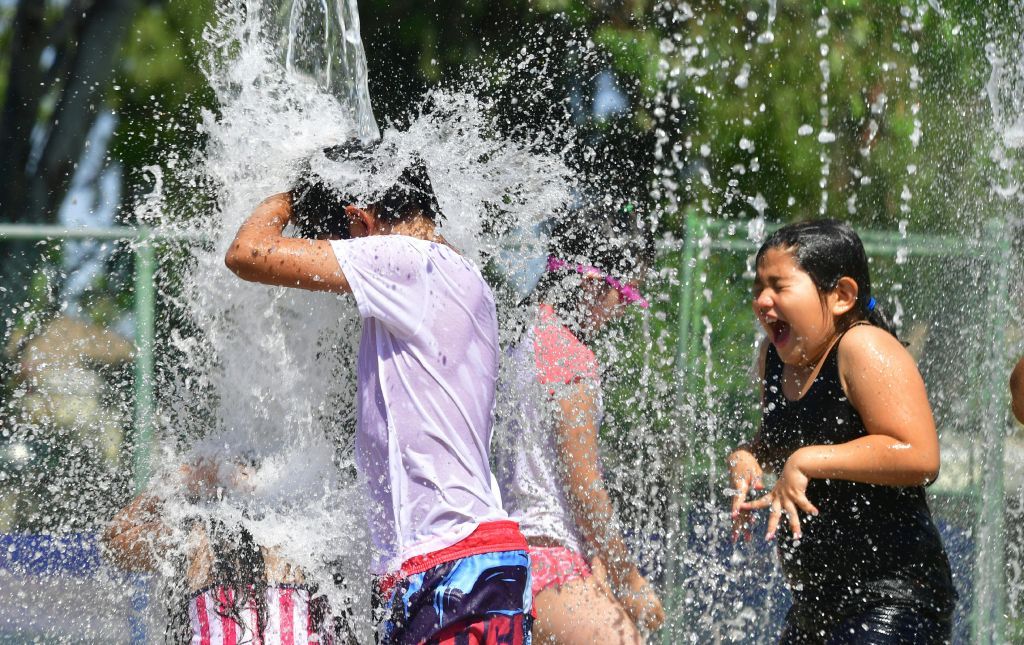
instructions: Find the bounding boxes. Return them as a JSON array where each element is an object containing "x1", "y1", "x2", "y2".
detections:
[
  {"x1": 100, "y1": 524, "x2": 132, "y2": 568},
  {"x1": 921, "y1": 464, "x2": 940, "y2": 486},
  {"x1": 918, "y1": 454, "x2": 941, "y2": 486},
  {"x1": 1011, "y1": 357, "x2": 1024, "y2": 423},
  {"x1": 224, "y1": 240, "x2": 255, "y2": 277},
  {"x1": 100, "y1": 523, "x2": 119, "y2": 553}
]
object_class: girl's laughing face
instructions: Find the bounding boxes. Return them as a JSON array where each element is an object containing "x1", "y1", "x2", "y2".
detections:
[{"x1": 753, "y1": 247, "x2": 837, "y2": 367}]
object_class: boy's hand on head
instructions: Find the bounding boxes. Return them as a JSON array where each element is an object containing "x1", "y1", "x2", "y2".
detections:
[
  {"x1": 728, "y1": 448, "x2": 763, "y2": 542},
  {"x1": 741, "y1": 448, "x2": 818, "y2": 541},
  {"x1": 225, "y1": 191, "x2": 352, "y2": 294}
]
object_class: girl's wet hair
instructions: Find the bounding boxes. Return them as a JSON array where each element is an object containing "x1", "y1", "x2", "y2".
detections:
[
  {"x1": 531, "y1": 198, "x2": 655, "y2": 337},
  {"x1": 755, "y1": 219, "x2": 898, "y2": 338},
  {"x1": 165, "y1": 518, "x2": 269, "y2": 642},
  {"x1": 289, "y1": 139, "x2": 443, "y2": 239},
  {"x1": 166, "y1": 518, "x2": 340, "y2": 643}
]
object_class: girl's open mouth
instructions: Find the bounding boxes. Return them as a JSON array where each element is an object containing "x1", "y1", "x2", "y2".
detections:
[{"x1": 770, "y1": 320, "x2": 791, "y2": 347}]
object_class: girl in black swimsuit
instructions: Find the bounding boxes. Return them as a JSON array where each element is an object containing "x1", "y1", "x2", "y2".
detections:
[{"x1": 728, "y1": 220, "x2": 956, "y2": 644}]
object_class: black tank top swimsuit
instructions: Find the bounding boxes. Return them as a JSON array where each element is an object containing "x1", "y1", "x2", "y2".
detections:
[{"x1": 759, "y1": 334, "x2": 956, "y2": 627}]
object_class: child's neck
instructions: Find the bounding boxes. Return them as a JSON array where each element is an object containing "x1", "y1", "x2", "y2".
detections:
[
  {"x1": 382, "y1": 216, "x2": 451, "y2": 248},
  {"x1": 783, "y1": 332, "x2": 841, "y2": 397}
]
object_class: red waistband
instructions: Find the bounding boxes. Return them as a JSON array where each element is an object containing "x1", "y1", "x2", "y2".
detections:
[{"x1": 378, "y1": 520, "x2": 527, "y2": 596}]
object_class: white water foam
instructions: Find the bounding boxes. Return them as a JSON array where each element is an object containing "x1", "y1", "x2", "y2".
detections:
[{"x1": 140, "y1": 0, "x2": 575, "y2": 637}]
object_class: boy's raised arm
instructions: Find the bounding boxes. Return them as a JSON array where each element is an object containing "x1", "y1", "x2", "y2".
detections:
[{"x1": 224, "y1": 192, "x2": 351, "y2": 294}]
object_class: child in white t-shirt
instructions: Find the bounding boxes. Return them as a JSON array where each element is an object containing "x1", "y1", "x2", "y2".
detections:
[{"x1": 224, "y1": 145, "x2": 532, "y2": 644}]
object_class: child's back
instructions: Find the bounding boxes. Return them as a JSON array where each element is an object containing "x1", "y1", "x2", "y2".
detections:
[{"x1": 330, "y1": 235, "x2": 507, "y2": 573}]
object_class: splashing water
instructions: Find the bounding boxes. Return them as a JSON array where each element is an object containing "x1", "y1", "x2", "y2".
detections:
[
  {"x1": 138, "y1": 0, "x2": 575, "y2": 638},
  {"x1": 11, "y1": 1, "x2": 1024, "y2": 642}
]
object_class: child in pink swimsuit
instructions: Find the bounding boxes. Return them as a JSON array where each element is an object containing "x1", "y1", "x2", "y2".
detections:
[{"x1": 494, "y1": 203, "x2": 664, "y2": 643}]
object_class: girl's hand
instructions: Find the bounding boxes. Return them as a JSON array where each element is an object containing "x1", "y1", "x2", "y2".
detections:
[
  {"x1": 728, "y1": 448, "x2": 763, "y2": 542},
  {"x1": 616, "y1": 567, "x2": 666, "y2": 632},
  {"x1": 741, "y1": 449, "x2": 819, "y2": 541},
  {"x1": 622, "y1": 573, "x2": 666, "y2": 632}
]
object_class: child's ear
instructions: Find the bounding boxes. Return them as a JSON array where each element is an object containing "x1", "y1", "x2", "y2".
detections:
[
  {"x1": 344, "y1": 204, "x2": 376, "y2": 236},
  {"x1": 832, "y1": 276, "x2": 859, "y2": 316}
]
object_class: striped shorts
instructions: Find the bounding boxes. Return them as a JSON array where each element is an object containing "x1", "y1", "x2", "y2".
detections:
[{"x1": 188, "y1": 584, "x2": 335, "y2": 644}]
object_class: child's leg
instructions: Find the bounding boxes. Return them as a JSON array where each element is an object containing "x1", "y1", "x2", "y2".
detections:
[{"x1": 531, "y1": 576, "x2": 641, "y2": 645}]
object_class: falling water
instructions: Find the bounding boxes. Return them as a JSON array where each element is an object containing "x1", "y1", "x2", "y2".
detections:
[
  {"x1": 8, "y1": 0, "x2": 1024, "y2": 642},
  {"x1": 142, "y1": 0, "x2": 575, "y2": 640},
  {"x1": 645, "y1": 1, "x2": 1024, "y2": 642}
]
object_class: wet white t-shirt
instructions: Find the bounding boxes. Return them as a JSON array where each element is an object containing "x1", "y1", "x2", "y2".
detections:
[
  {"x1": 330, "y1": 235, "x2": 508, "y2": 575},
  {"x1": 494, "y1": 304, "x2": 602, "y2": 553}
]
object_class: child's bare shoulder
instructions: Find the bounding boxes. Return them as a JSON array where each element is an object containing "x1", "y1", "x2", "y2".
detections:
[{"x1": 839, "y1": 324, "x2": 913, "y2": 374}]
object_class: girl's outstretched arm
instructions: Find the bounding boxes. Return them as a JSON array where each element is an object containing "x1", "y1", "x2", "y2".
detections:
[
  {"x1": 224, "y1": 192, "x2": 351, "y2": 293},
  {"x1": 555, "y1": 381, "x2": 665, "y2": 631}
]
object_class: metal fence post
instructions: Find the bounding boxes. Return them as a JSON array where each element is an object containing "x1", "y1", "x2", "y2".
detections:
[
  {"x1": 972, "y1": 218, "x2": 1010, "y2": 644},
  {"x1": 663, "y1": 210, "x2": 709, "y2": 642},
  {"x1": 132, "y1": 230, "x2": 157, "y2": 494},
  {"x1": 675, "y1": 209, "x2": 702, "y2": 398}
]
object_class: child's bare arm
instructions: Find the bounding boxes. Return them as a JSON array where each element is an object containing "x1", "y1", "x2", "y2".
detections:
[
  {"x1": 554, "y1": 383, "x2": 637, "y2": 588},
  {"x1": 798, "y1": 324, "x2": 940, "y2": 486},
  {"x1": 555, "y1": 385, "x2": 664, "y2": 630},
  {"x1": 102, "y1": 494, "x2": 170, "y2": 572},
  {"x1": 224, "y1": 192, "x2": 351, "y2": 293},
  {"x1": 1010, "y1": 356, "x2": 1024, "y2": 424}
]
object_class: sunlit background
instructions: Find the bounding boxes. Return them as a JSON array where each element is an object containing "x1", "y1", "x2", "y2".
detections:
[{"x1": 1, "y1": 0, "x2": 1023, "y2": 642}]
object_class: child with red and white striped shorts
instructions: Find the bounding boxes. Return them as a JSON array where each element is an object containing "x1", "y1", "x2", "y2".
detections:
[
  {"x1": 104, "y1": 464, "x2": 345, "y2": 644},
  {"x1": 188, "y1": 583, "x2": 334, "y2": 645}
]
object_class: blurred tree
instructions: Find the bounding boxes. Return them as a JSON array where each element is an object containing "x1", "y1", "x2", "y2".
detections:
[
  {"x1": 0, "y1": 0, "x2": 215, "y2": 533},
  {"x1": 0, "y1": 0, "x2": 143, "y2": 337},
  {"x1": 0, "y1": 0, "x2": 215, "y2": 337},
  {"x1": 360, "y1": 0, "x2": 660, "y2": 200}
]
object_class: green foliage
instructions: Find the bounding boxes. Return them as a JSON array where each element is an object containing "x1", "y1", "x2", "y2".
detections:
[
  {"x1": 652, "y1": 1, "x2": 1008, "y2": 235},
  {"x1": 111, "y1": 0, "x2": 217, "y2": 211},
  {"x1": 592, "y1": 24, "x2": 661, "y2": 99}
]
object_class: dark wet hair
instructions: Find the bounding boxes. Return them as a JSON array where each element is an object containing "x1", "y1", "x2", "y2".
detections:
[
  {"x1": 165, "y1": 518, "x2": 339, "y2": 644},
  {"x1": 165, "y1": 518, "x2": 268, "y2": 642},
  {"x1": 532, "y1": 198, "x2": 655, "y2": 338},
  {"x1": 376, "y1": 158, "x2": 442, "y2": 223},
  {"x1": 754, "y1": 219, "x2": 898, "y2": 338},
  {"x1": 289, "y1": 139, "x2": 443, "y2": 239},
  {"x1": 289, "y1": 140, "x2": 370, "y2": 239}
]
